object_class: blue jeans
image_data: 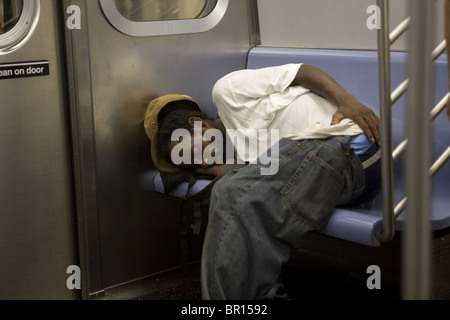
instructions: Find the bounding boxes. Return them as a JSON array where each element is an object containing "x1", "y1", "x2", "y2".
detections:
[{"x1": 201, "y1": 136, "x2": 371, "y2": 300}]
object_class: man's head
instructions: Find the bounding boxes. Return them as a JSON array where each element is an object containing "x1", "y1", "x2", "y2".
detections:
[
  {"x1": 144, "y1": 94, "x2": 202, "y2": 173},
  {"x1": 144, "y1": 94, "x2": 223, "y2": 173},
  {"x1": 158, "y1": 109, "x2": 217, "y2": 171}
]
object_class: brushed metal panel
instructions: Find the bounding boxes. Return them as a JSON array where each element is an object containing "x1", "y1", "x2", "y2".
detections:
[
  {"x1": 71, "y1": 0, "x2": 256, "y2": 295},
  {"x1": 257, "y1": 0, "x2": 445, "y2": 51},
  {"x1": 0, "y1": 1, "x2": 77, "y2": 299}
]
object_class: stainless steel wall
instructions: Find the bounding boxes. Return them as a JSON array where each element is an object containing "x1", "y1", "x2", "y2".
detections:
[
  {"x1": 257, "y1": 0, "x2": 445, "y2": 51},
  {"x1": 65, "y1": 0, "x2": 257, "y2": 298},
  {"x1": 0, "y1": 1, "x2": 78, "y2": 299}
]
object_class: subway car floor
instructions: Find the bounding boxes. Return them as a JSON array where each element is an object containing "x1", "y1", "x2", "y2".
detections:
[
  {"x1": 135, "y1": 263, "x2": 203, "y2": 300},
  {"x1": 125, "y1": 229, "x2": 450, "y2": 300},
  {"x1": 132, "y1": 231, "x2": 402, "y2": 300},
  {"x1": 133, "y1": 260, "x2": 400, "y2": 301}
]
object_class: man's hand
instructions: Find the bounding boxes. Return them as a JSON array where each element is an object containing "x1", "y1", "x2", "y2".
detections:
[
  {"x1": 331, "y1": 94, "x2": 381, "y2": 146},
  {"x1": 293, "y1": 65, "x2": 381, "y2": 145}
]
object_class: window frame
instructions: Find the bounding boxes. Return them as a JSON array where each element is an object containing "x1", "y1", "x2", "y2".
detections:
[
  {"x1": 99, "y1": 0, "x2": 229, "y2": 37},
  {"x1": 0, "y1": 0, "x2": 40, "y2": 55}
]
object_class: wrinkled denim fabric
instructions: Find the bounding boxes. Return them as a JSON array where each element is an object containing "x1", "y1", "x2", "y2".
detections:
[{"x1": 201, "y1": 136, "x2": 367, "y2": 300}]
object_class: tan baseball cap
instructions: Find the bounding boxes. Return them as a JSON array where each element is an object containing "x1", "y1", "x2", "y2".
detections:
[{"x1": 144, "y1": 94, "x2": 200, "y2": 173}]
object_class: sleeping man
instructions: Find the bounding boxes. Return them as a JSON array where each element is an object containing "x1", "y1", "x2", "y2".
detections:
[{"x1": 144, "y1": 63, "x2": 382, "y2": 299}]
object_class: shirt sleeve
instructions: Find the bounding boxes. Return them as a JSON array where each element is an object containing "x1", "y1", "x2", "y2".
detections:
[
  {"x1": 212, "y1": 63, "x2": 310, "y2": 128},
  {"x1": 213, "y1": 63, "x2": 301, "y2": 102}
]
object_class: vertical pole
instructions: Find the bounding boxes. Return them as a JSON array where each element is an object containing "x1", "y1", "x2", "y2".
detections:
[
  {"x1": 377, "y1": 0, "x2": 395, "y2": 242},
  {"x1": 402, "y1": 0, "x2": 433, "y2": 300}
]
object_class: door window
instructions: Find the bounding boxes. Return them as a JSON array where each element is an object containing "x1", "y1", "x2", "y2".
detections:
[
  {"x1": 0, "y1": 0, "x2": 40, "y2": 54},
  {"x1": 114, "y1": 0, "x2": 216, "y2": 22},
  {"x1": 0, "y1": 0, "x2": 23, "y2": 34},
  {"x1": 100, "y1": 0, "x2": 228, "y2": 37}
]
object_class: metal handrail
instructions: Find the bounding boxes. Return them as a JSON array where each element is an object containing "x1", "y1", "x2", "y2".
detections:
[
  {"x1": 394, "y1": 145, "x2": 450, "y2": 218},
  {"x1": 394, "y1": 95, "x2": 450, "y2": 214},
  {"x1": 391, "y1": 40, "x2": 446, "y2": 105},
  {"x1": 390, "y1": 17, "x2": 410, "y2": 43},
  {"x1": 403, "y1": 0, "x2": 434, "y2": 300},
  {"x1": 391, "y1": 79, "x2": 409, "y2": 105},
  {"x1": 377, "y1": 0, "x2": 447, "y2": 300},
  {"x1": 430, "y1": 146, "x2": 450, "y2": 176},
  {"x1": 377, "y1": 0, "x2": 395, "y2": 242},
  {"x1": 377, "y1": 1, "x2": 448, "y2": 244},
  {"x1": 393, "y1": 93, "x2": 450, "y2": 161}
]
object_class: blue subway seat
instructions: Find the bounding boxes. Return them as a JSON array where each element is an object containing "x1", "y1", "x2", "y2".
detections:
[
  {"x1": 248, "y1": 47, "x2": 450, "y2": 246},
  {"x1": 140, "y1": 169, "x2": 212, "y2": 198},
  {"x1": 141, "y1": 47, "x2": 450, "y2": 247}
]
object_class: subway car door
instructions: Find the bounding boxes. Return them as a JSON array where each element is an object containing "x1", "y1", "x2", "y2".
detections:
[
  {"x1": 64, "y1": 0, "x2": 258, "y2": 299},
  {"x1": 0, "y1": 1, "x2": 78, "y2": 299}
]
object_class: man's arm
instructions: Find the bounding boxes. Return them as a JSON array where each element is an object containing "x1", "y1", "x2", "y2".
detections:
[
  {"x1": 445, "y1": 0, "x2": 450, "y2": 120},
  {"x1": 291, "y1": 64, "x2": 381, "y2": 145}
]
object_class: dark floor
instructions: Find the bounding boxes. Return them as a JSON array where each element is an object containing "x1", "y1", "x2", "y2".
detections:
[
  {"x1": 131, "y1": 226, "x2": 406, "y2": 301},
  {"x1": 136, "y1": 278, "x2": 202, "y2": 300},
  {"x1": 132, "y1": 261, "x2": 203, "y2": 300},
  {"x1": 133, "y1": 232, "x2": 404, "y2": 300},
  {"x1": 132, "y1": 229, "x2": 450, "y2": 301},
  {"x1": 134, "y1": 262, "x2": 399, "y2": 301},
  {"x1": 280, "y1": 264, "x2": 400, "y2": 300}
]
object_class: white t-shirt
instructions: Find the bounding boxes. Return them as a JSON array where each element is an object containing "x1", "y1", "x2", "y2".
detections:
[{"x1": 212, "y1": 63, "x2": 364, "y2": 162}]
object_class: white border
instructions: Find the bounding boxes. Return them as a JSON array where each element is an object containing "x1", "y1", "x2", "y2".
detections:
[
  {"x1": 99, "y1": 0, "x2": 229, "y2": 37},
  {"x1": 0, "y1": 0, "x2": 40, "y2": 55}
]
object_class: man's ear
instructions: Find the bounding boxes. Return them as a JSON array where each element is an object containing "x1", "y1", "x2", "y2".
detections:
[{"x1": 188, "y1": 117, "x2": 205, "y2": 128}]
